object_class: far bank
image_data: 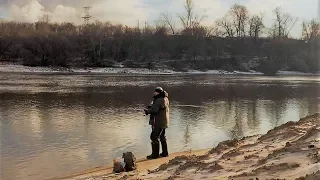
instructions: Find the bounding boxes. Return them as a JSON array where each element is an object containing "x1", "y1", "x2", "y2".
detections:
[{"x1": 1, "y1": 64, "x2": 320, "y2": 76}]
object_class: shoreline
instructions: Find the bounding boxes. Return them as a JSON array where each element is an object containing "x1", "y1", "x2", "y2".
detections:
[
  {"x1": 59, "y1": 113, "x2": 320, "y2": 180},
  {"x1": 55, "y1": 149, "x2": 210, "y2": 180},
  {"x1": 1, "y1": 64, "x2": 320, "y2": 76}
]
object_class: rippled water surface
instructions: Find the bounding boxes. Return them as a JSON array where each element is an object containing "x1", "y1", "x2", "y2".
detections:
[{"x1": 0, "y1": 73, "x2": 319, "y2": 180}]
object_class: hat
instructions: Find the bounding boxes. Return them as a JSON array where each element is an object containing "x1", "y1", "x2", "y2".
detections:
[{"x1": 155, "y1": 87, "x2": 164, "y2": 93}]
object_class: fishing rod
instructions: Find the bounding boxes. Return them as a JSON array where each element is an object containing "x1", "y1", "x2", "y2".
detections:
[
  {"x1": 113, "y1": 96, "x2": 144, "y2": 107},
  {"x1": 112, "y1": 95, "x2": 209, "y2": 109},
  {"x1": 112, "y1": 95, "x2": 148, "y2": 113}
]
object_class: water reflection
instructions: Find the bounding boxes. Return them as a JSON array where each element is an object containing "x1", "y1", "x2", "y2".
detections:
[{"x1": 0, "y1": 74, "x2": 319, "y2": 180}]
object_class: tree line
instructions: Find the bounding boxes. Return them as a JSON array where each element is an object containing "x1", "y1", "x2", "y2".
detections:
[{"x1": 0, "y1": 0, "x2": 319, "y2": 74}]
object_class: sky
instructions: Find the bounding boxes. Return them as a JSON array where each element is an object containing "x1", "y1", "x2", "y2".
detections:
[{"x1": 0, "y1": 0, "x2": 319, "y2": 37}]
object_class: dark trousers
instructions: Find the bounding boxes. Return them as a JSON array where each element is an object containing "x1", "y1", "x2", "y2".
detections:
[{"x1": 150, "y1": 127, "x2": 166, "y2": 143}]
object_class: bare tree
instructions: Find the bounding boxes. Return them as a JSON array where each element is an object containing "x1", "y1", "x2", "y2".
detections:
[
  {"x1": 154, "y1": 18, "x2": 169, "y2": 36},
  {"x1": 57, "y1": 23, "x2": 77, "y2": 34},
  {"x1": 302, "y1": 19, "x2": 320, "y2": 42},
  {"x1": 205, "y1": 26, "x2": 222, "y2": 37},
  {"x1": 249, "y1": 13, "x2": 264, "y2": 40},
  {"x1": 270, "y1": 7, "x2": 298, "y2": 38},
  {"x1": 229, "y1": 4, "x2": 249, "y2": 37},
  {"x1": 177, "y1": 0, "x2": 206, "y2": 35},
  {"x1": 160, "y1": 12, "x2": 175, "y2": 35},
  {"x1": 216, "y1": 15, "x2": 235, "y2": 37},
  {"x1": 178, "y1": 0, "x2": 194, "y2": 29}
]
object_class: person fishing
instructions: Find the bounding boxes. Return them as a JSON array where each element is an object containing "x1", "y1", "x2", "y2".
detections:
[{"x1": 144, "y1": 87, "x2": 170, "y2": 159}]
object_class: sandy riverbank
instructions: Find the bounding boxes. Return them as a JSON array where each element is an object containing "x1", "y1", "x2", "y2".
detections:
[
  {"x1": 56, "y1": 149, "x2": 209, "y2": 180},
  {"x1": 58, "y1": 113, "x2": 320, "y2": 180}
]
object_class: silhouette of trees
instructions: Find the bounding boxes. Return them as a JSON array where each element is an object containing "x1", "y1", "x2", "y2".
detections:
[
  {"x1": 269, "y1": 7, "x2": 298, "y2": 38},
  {"x1": 248, "y1": 14, "x2": 264, "y2": 41},
  {"x1": 229, "y1": 4, "x2": 249, "y2": 37},
  {"x1": 302, "y1": 19, "x2": 320, "y2": 42},
  {"x1": 159, "y1": 12, "x2": 175, "y2": 35},
  {"x1": 216, "y1": 15, "x2": 235, "y2": 37},
  {"x1": 0, "y1": 1, "x2": 318, "y2": 75},
  {"x1": 177, "y1": 0, "x2": 206, "y2": 35}
]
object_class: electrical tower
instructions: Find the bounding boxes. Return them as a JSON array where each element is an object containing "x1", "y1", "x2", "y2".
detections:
[
  {"x1": 82, "y1": 6, "x2": 92, "y2": 25},
  {"x1": 40, "y1": 9, "x2": 50, "y2": 23}
]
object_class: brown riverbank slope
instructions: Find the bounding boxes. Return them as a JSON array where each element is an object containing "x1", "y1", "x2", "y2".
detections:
[{"x1": 62, "y1": 113, "x2": 320, "y2": 180}]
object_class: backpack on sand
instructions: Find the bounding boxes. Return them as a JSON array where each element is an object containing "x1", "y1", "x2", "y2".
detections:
[
  {"x1": 122, "y1": 152, "x2": 137, "y2": 172},
  {"x1": 113, "y1": 158, "x2": 125, "y2": 173}
]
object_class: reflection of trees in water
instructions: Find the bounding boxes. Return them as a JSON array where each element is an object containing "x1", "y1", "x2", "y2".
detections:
[
  {"x1": 298, "y1": 98, "x2": 319, "y2": 119},
  {"x1": 298, "y1": 98, "x2": 309, "y2": 119},
  {"x1": 0, "y1": 93, "x2": 9, "y2": 124},
  {"x1": 175, "y1": 106, "x2": 206, "y2": 146},
  {"x1": 225, "y1": 100, "x2": 234, "y2": 122},
  {"x1": 204, "y1": 99, "x2": 245, "y2": 139},
  {"x1": 203, "y1": 99, "x2": 235, "y2": 129},
  {"x1": 184, "y1": 124, "x2": 191, "y2": 145},
  {"x1": 265, "y1": 100, "x2": 288, "y2": 128},
  {"x1": 82, "y1": 85, "x2": 100, "y2": 135},
  {"x1": 246, "y1": 100, "x2": 260, "y2": 130},
  {"x1": 307, "y1": 98, "x2": 320, "y2": 115},
  {"x1": 36, "y1": 93, "x2": 53, "y2": 139},
  {"x1": 205, "y1": 98, "x2": 261, "y2": 139},
  {"x1": 230, "y1": 100, "x2": 245, "y2": 139},
  {"x1": 83, "y1": 93, "x2": 92, "y2": 135}
]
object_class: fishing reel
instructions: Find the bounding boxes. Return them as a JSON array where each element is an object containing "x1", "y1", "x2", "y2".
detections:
[{"x1": 144, "y1": 101, "x2": 153, "y2": 115}]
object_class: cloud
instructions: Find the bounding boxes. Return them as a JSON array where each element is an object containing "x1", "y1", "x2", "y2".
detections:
[
  {"x1": 5, "y1": 0, "x2": 151, "y2": 25},
  {"x1": 7, "y1": 0, "x2": 80, "y2": 23},
  {"x1": 9, "y1": 0, "x2": 44, "y2": 22},
  {"x1": 50, "y1": 5, "x2": 79, "y2": 23},
  {"x1": 91, "y1": 0, "x2": 150, "y2": 26}
]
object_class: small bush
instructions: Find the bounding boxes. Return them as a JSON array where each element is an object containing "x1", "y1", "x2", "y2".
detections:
[
  {"x1": 167, "y1": 60, "x2": 189, "y2": 72},
  {"x1": 123, "y1": 60, "x2": 142, "y2": 68},
  {"x1": 288, "y1": 58, "x2": 309, "y2": 73},
  {"x1": 257, "y1": 58, "x2": 280, "y2": 76}
]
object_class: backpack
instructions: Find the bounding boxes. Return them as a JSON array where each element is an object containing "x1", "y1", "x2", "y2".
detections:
[
  {"x1": 113, "y1": 158, "x2": 125, "y2": 173},
  {"x1": 122, "y1": 152, "x2": 137, "y2": 172}
]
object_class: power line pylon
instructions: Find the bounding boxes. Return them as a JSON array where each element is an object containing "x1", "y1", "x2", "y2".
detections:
[{"x1": 82, "y1": 6, "x2": 92, "y2": 25}]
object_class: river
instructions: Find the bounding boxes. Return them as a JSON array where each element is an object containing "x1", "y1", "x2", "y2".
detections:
[{"x1": 0, "y1": 73, "x2": 319, "y2": 180}]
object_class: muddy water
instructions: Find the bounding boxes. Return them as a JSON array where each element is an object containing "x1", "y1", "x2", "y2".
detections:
[{"x1": 0, "y1": 73, "x2": 319, "y2": 180}]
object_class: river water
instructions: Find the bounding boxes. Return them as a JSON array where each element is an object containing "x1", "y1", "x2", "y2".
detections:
[{"x1": 0, "y1": 73, "x2": 319, "y2": 180}]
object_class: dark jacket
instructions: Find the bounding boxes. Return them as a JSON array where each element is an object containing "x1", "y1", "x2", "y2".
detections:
[{"x1": 146, "y1": 91, "x2": 170, "y2": 128}]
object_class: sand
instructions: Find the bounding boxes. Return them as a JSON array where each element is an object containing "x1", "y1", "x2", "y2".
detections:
[
  {"x1": 59, "y1": 113, "x2": 320, "y2": 180},
  {"x1": 55, "y1": 149, "x2": 209, "y2": 180}
]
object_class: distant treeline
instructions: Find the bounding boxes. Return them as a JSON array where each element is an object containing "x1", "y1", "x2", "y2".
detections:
[{"x1": 0, "y1": 0, "x2": 319, "y2": 75}]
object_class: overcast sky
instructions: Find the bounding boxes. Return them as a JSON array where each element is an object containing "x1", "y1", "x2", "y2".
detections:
[{"x1": 0, "y1": 0, "x2": 319, "y2": 37}]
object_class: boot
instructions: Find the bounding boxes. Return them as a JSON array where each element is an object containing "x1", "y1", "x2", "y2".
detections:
[
  {"x1": 160, "y1": 140, "x2": 168, "y2": 157},
  {"x1": 147, "y1": 142, "x2": 159, "y2": 159}
]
